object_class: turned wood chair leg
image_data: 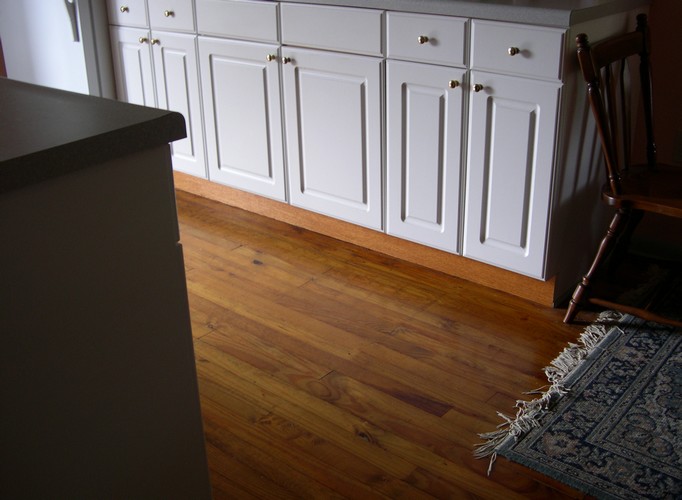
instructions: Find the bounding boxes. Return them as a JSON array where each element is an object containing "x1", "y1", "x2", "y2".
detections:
[{"x1": 564, "y1": 208, "x2": 630, "y2": 323}]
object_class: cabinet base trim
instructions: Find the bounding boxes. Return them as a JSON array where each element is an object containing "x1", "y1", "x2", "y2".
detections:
[{"x1": 174, "y1": 172, "x2": 556, "y2": 306}]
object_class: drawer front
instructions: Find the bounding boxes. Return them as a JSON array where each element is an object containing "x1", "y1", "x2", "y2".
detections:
[
  {"x1": 107, "y1": 0, "x2": 148, "y2": 27},
  {"x1": 281, "y1": 3, "x2": 382, "y2": 56},
  {"x1": 148, "y1": 0, "x2": 194, "y2": 32},
  {"x1": 471, "y1": 20, "x2": 564, "y2": 80},
  {"x1": 387, "y1": 12, "x2": 467, "y2": 67},
  {"x1": 196, "y1": 0, "x2": 278, "y2": 42}
]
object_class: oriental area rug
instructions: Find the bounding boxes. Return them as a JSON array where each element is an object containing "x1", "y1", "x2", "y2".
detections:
[{"x1": 476, "y1": 282, "x2": 681, "y2": 499}]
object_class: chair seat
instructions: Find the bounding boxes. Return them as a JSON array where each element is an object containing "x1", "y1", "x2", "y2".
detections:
[{"x1": 602, "y1": 163, "x2": 682, "y2": 217}]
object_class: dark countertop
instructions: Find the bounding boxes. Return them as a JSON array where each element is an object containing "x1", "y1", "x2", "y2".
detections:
[
  {"x1": 278, "y1": 0, "x2": 649, "y2": 27},
  {"x1": 0, "y1": 78, "x2": 186, "y2": 194}
]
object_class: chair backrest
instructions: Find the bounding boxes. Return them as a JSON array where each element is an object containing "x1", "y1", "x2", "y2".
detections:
[{"x1": 576, "y1": 14, "x2": 655, "y2": 196}]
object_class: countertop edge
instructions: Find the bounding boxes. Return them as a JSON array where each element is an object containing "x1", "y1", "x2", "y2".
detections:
[
  {"x1": 1, "y1": 79, "x2": 186, "y2": 194},
  {"x1": 0, "y1": 115, "x2": 186, "y2": 194}
]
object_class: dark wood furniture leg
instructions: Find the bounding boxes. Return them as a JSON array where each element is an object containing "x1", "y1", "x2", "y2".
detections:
[{"x1": 564, "y1": 207, "x2": 630, "y2": 322}]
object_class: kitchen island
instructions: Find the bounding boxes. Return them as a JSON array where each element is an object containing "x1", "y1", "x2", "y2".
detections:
[{"x1": 0, "y1": 78, "x2": 210, "y2": 498}]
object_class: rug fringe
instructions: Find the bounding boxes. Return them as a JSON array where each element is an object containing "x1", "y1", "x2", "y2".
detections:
[{"x1": 474, "y1": 310, "x2": 624, "y2": 473}]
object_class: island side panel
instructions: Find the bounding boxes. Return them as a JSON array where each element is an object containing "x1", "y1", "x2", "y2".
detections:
[{"x1": 0, "y1": 145, "x2": 210, "y2": 498}]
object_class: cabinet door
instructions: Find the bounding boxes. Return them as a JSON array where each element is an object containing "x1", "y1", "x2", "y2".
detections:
[
  {"x1": 282, "y1": 47, "x2": 382, "y2": 230},
  {"x1": 464, "y1": 71, "x2": 560, "y2": 278},
  {"x1": 152, "y1": 32, "x2": 206, "y2": 178},
  {"x1": 109, "y1": 26, "x2": 156, "y2": 107},
  {"x1": 386, "y1": 61, "x2": 464, "y2": 253},
  {"x1": 198, "y1": 37, "x2": 286, "y2": 201}
]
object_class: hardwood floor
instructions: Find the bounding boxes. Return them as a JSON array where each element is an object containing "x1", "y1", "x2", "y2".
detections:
[{"x1": 176, "y1": 189, "x2": 589, "y2": 499}]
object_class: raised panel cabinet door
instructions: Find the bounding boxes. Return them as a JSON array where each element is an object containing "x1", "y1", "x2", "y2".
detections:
[
  {"x1": 152, "y1": 32, "x2": 207, "y2": 178},
  {"x1": 198, "y1": 37, "x2": 286, "y2": 201},
  {"x1": 109, "y1": 26, "x2": 156, "y2": 107},
  {"x1": 282, "y1": 47, "x2": 382, "y2": 230},
  {"x1": 386, "y1": 60, "x2": 465, "y2": 253},
  {"x1": 464, "y1": 71, "x2": 560, "y2": 278}
]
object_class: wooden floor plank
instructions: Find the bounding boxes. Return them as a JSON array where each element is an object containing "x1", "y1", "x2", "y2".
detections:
[
  {"x1": 198, "y1": 340, "x2": 531, "y2": 500},
  {"x1": 175, "y1": 190, "x2": 587, "y2": 499},
  {"x1": 295, "y1": 278, "x2": 550, "y2": 398}
]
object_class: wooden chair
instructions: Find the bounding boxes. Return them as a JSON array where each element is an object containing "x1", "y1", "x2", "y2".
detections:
[{"x1": 564, "y1": 14, "x2": 682, "y2": 326}]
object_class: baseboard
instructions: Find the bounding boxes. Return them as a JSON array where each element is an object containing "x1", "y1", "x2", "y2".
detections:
[{"x1": 173, "y1": 171, "x2": 556, "y2": 306}]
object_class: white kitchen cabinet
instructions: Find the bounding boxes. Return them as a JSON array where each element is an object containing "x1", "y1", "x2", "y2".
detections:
[
  {"x1": 106, "y1": 0, "x2": 645, "y2": 303},
  {"x1": 386, "y1": 61, "x2": 465, "y2": 253},
  {"x1": 109, "y1": 26, "x2": 157, "y2": 108},
  {"x1": 198, "y1": 37, "x2": 286, "y2": 201},
  {"x1": 464, "y1": 71, "x2": 560, "y2": 278},
  {"x1": 280, "y1": 3, "x2": 384, "y2": 230},
  {"x1": 152, "y1": 32, "x2": 207, "y2": 178}
]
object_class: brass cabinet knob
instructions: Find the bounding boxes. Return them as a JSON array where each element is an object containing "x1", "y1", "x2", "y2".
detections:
[
  {"x1": 266, "y1": 54, "x2": 277, "y2": 62},
  {"x1": 138, "y1": 36, "x2": 149, "y2": 44},
  {"x1": 448, "y1": 80, "x2": 460, "y2": 89},
  {"x1": 508, "y1": 46, "x2": 520, "y2": 56},
  {"x1": 417, "y1": 35, "x2": 429, "y2": 45},
  {"x1": 150, "y1": 38, "x2": 160, "y2": 45},
  {"x1": 281, "y1": 56, "x2": 292, "y2": 64},
  {"x1": 120, "y1": 6, "x2": 129, "y2": 13},
  {"x1": 472, "y1": 83, "x2": 484, "y2": 92},
  {"x1": 164, "y1": 10, "x2": 174, "y2": 17}
]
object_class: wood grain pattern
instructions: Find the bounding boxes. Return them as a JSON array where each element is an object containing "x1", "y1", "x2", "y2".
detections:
[
  {"x1": 174, "y1": 172, "x2": 557, "y2": 306},
  {"x1": 177, "y1": 189, "x2": 589, "y2": 499}
]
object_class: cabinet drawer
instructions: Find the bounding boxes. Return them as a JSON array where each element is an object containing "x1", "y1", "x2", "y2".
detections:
[
  {"x1": 281, "y1": 3, "x2": 382, "y2": 56},
  {"x1": 107, "y1": 0, "x2": 148, "y2": 27},
  {"x1": 387, "y1": 12, "x2": 467, "y2": 67},
  {"x1": 471, "y1": 20, "x2": 564, "y2": 80},
  {"x1": 148, "y1": 0, "x2": 195, "y2": 32},
  {"x1": 196, "y1": 0, "x2": 278, "y2": 42}
]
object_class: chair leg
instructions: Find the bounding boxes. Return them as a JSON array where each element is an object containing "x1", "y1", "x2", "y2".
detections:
[{"x1": 564, "y1": 208, "x2": 630, "y2": 323}]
